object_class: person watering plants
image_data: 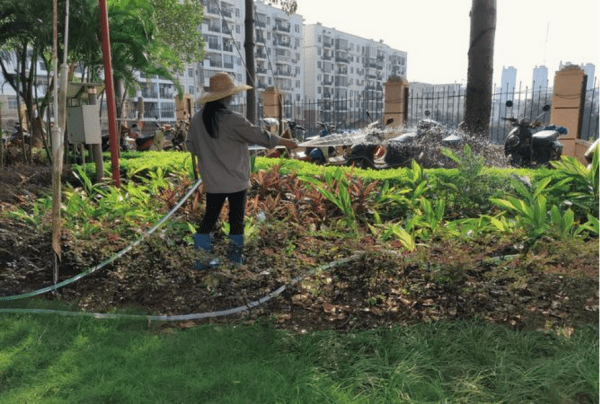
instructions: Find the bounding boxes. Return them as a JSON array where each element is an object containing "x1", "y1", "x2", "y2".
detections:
[{"x1": 187, "y1": 72, "x2": 298, "y2": 269}]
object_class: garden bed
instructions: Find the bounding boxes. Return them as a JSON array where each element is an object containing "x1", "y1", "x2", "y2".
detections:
[{"x1": 0, "y1": 161, "x2": 597, "y2": 334}]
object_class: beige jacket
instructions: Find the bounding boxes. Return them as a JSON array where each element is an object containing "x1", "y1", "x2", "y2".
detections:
[{"x1": 186, "y1": 108, "x2": 281, "y2": 193}]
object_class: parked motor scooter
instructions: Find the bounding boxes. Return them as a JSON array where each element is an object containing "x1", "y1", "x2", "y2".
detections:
[
  {"x1": 502, "y1": 102, "x2": 567, "y2": 167},
  {"x1": 170, "y1": 120, "x2": 189, "y2": 151},
  {"x1": 101, "y1": 124, "x2": 136, "y2": 152},
  {"x1": 3, "y1": 123, "x2": 31, "y2": 147},
  {"x1": 306, "y1": 122, "x2": 340, "y2": 164}
]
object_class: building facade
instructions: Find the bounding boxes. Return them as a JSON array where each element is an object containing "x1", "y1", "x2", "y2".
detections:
[
  {"x1": 303, "y1": 23, "x2": 407, "y2": 125},
  {"x1": 132, "y1": 1, "x2": 407, "y2": 124},
  {"x1": 192, "y1": 0, "x2": 304, "y2": 116},
  {"x1": 532, "y1": 65, "x2": 548, "y2": 92}
]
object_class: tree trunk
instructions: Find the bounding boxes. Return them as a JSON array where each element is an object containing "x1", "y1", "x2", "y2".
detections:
[
  {"x1": 463, "y1": 0, "x2": 496, "y2": 137},
  {"x1": 244, "y1": 0, "x2": 256, "y2": 124}
]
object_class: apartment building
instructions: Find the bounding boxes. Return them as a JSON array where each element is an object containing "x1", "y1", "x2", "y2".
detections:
[
  {"x1": 194, "y1": 0, "x2": 304, "y2": 114},
  {"x1": 303, "y1": 23, "x2": 407, "y2": 124},
  {"x1": 134, "y1": 2, "x2": 407, "y2": 123}
]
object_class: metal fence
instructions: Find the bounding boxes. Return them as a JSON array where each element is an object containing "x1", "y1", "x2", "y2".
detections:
[
  {"x1": 406, "y1": 79, "x2": 599, "y2": 144},
  {"x1": 101, "y1": 78, "x2": 599, "y2": 142},
  {"x1": 228, "y1": 93, "x2": 385, "y2": 140}
]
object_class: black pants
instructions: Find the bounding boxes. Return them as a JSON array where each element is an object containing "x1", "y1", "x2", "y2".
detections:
[{"x1": 198, "y1": 190, "x2": 247, "y2": 235}]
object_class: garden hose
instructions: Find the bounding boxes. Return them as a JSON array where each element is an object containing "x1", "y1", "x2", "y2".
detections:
[
  {"x1": 0, "y1": 178, "x2": 203, "y2": 302},
  {"x1": 0, "y1": 254, "x2": 363, "y2": 321}
]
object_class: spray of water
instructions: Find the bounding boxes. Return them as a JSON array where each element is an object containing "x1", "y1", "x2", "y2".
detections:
[{"x1": 299, "y1": 119, "x2": 510, "y2": 169}]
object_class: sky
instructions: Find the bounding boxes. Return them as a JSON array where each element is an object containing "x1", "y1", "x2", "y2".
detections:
[{"x1": 294, "y1": 0, "x2": 600, "y2": 87}]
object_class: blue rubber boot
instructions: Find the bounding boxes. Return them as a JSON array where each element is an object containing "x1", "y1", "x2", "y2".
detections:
[
  {"x1": 227, "y1": 234, "x2": 244, "y2": 265},
  {"x1": 193, "y1": 233, "x2": 220, "y2": 270}
]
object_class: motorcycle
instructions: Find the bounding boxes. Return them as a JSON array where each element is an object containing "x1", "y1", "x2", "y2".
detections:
[
  {"x1": 2, "y1": 123, "x2": 31, "y2": 147},
  {"x1": 306, "y1": 122, "x2": 341, "y2": 164},
  {"x1": 101, "y1": 124, "x2": 136, "y2": 152},
  {"x1": 502, "y1": 102, "x2": 567, "y2": 167},
  {"x1": 320, "y1": 117, "x2": 394, "y2": 169},
  {"x1": 169, "y1": 120, "x2": 189, "y2": 151}
]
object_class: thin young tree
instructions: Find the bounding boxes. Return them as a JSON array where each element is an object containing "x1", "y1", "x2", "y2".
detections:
[
  {"x1": 243, "y1": 0, "x2": 297, "y2": 124},
  {"x1": 463, "y1": 0, "x2": 496, "y2": 137}
]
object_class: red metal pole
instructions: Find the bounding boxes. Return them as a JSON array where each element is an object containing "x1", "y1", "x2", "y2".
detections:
[{"x1": 98, "y1": 0, "x2": 120, "y2": 187}]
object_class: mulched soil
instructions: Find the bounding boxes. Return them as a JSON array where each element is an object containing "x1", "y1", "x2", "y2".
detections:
[{"x1": 0, "y1": 164, "x2": 598, "y2": 334}]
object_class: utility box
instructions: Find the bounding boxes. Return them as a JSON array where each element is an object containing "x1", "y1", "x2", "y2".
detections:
[{"x1": 67, "y1": 104, "x2": 101, "y2": 144}]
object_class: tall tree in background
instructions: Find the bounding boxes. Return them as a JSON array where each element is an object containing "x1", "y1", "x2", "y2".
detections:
[
  {"x1": 463, "y1": 0, "x2": 496, "y2": 137},
  {"x1": 0, "y1": 0, "x2": 54, "y2": 152},
  {"x1": 0, "y1": 0, "x2": 205, "y2": 157},
  {"x1": 243, "y1": 0, "x2": 296, "y2": 124}
]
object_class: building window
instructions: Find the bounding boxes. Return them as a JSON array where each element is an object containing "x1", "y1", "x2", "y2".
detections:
[
  {"x1": 236, "y1": 25, "x2": 240, "y2": 34},
  {"x1": 317, "y1": 61, "x2": 321, "y2": 68},
  {"x1": 235, "y1": 8, "x2": 240, "y2": 17},
  {"x1": 318, "y1": 35, "x2": 321, "y2": 43},
  {"x1": 188, "y1": 68, "x2": 193, "y2": 77},
  {"x1": 317, "y1": 74, "x2": 321, "y2": 81},
  {"x1": 318, "y1": 87, "x2": 321, "y2": 94},
  {"x1": 295, "y1": 80, "x2": 300, "y2": 88}
]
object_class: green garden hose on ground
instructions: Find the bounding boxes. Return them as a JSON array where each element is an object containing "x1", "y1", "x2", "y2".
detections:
[{"x1": 0, "y1": 178, "x2": 203, "y2": 302}]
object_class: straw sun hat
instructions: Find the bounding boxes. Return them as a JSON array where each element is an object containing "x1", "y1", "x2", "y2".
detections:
[{"x1": 197, "y1": 72, "x2": 252, "y2": 104}]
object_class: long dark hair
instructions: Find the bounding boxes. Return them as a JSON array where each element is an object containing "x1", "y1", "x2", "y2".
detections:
[{"x1": 202, "y1": 100, "x2": 227, "y2": 138}]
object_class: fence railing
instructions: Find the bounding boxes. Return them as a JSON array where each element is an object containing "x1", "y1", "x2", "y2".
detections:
[
  {"x1": 98, "y1": 79, "x2": 599, "y2": 143},
  {"x1": 406, "y1": 81, "x2": 599, "y2": 144}
]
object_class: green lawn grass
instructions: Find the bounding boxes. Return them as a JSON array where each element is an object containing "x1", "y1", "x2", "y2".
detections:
[{"x1": 1, "y1": 311, "x2": 597, "y2": 404}]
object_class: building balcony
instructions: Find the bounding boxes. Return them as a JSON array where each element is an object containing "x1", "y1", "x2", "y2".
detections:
[
  {"x1": 207, "y1": 24, "x2": 221, "y2": 33},
  {"x1": 275, "y1": 70, "x2": 292, "y2": 77},
  {"x1": 141, "y1": 90, "x2": 159, "y2": 99},
  {"x1": 256, "y1": 51, "x2": 267, "y2": 60},
  {"x1": 208, "y1": 42, "x2": 222, "y2": 51},
  {"x1": 274, "y1": 41, "x2": 291, "y2": 48},
  {"x1": 274, "y1": 23, "x2": 291, "y2": 33},
  {"x1": 224, "y1": 62, "x2": 234, "y2": 69},
  {"x1": 276, "y1": 54, "x2": 292, "y2": 63},
  {"x1": 257, "y1": 67, "x2": 267, "y2": 75},
  {"x1": 205, "y1": 6, "x2": 219, "y2": 15},
  {"x1": 335, "y1": 56, "x2": 349, "y2": 64},
  {"x1": 256, "y1": 20, "x2": 267, "y2": 28},
  {"x1": 220, "y1": 8, "x2": 233, "y2": 19},
  {"x1": 323, "y1": 39, "x2": 333, "y2": 48},
  {"x1": 222, "y1": 23, "x2": 233, "y2": 34}
]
